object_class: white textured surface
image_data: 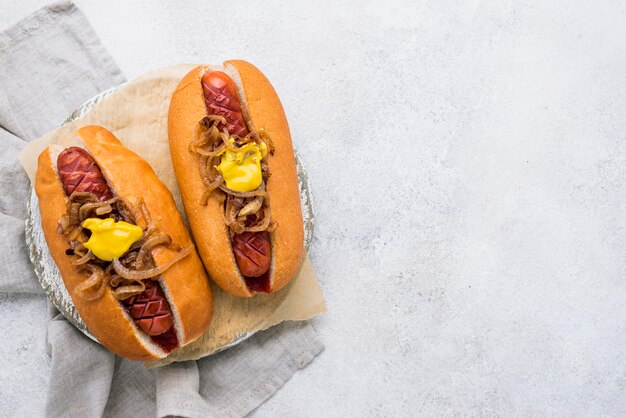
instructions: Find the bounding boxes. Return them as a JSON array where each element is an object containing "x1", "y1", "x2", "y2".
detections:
[{"x1": 2, "y1": 1, "x2": 626, "y2": 416}]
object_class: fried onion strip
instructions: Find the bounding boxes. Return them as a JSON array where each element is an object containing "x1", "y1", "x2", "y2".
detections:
[{"x1": 111, "y1": 245, "x2": 193, "y2": 281}]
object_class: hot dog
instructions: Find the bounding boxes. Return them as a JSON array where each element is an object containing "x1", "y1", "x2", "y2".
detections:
[
  {"x1": 35, "y1": 125, "x2": 213, "y2": 360},
  {"x1": 57, "y1": 146, "x2": 177, "y2": 341},
  {"x1": 168, "y1": 61, "x2": 304, "y2": 297},
  {"x1": 201, "y1": 71, "x2": 273, "y2": 282}
]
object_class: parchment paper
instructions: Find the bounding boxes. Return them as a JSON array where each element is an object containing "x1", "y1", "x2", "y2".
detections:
[{"x1": 19, "y1": 64, "x2": 326, "y2": 367}]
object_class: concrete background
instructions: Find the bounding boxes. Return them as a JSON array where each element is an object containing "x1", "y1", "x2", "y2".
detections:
[{"x1": 1, "y1": 0, "x2": 626, "y2": 416}]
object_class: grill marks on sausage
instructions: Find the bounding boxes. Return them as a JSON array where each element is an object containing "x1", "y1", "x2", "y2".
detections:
[
  {"x1": 232, "y1": 232, "x2": 271, "y2": 278},
  {"x1": 57, "y1": 147, "x2": 113, "y2": 201},
  {"x1": 123, "y1": 281, "x2": 173, "y2": 336},
  {"x1": 201, "y1": 71, "x2": 249, "y2": 137},
  {"x1": 57, "y1": 147, "x2": 178, "y2": 351},
  {"x1": 200, "y1": 71, "x2": 273, "y2": 292}
]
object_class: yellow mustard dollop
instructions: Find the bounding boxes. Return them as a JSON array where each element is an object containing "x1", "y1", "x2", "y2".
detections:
[
  {"x1": 216, "y1": 139, "x2": 268, "y2": 192},
  {"x1": 82, "y1": 218, "x2": 143, "y2": 261}
]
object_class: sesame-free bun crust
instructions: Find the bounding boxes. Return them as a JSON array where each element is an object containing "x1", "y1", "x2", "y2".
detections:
[
  {"x1": 35, "y1": 126, "x2": 213, "y2": 360},
  {"x1": 168, "y1": 61, "x2": 304, "y2": 297}
]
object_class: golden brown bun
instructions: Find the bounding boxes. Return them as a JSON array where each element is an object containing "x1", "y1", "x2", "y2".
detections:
[
  {"x1": 35, "y1": 126, "x2": 213, "y2": 360},
  {"x1": 168, "y1": 61, "x2": 304, "y2": 297}
]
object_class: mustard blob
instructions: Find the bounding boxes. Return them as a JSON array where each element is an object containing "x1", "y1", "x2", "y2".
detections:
[
  {"x1": 82, "y1": 218, "x2": 143, "y2": 261},
  {"x1": 216, "y1": 139, "x2": 268, "y2": 192}
]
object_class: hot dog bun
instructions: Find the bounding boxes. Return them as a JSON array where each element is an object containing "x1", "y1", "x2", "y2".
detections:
[
  {"x1": 35, "y1": 125, "x2": 213, "y2": 360},
  {"x1": 168, "y1": 61, "x2": 304, "y2": 297}
]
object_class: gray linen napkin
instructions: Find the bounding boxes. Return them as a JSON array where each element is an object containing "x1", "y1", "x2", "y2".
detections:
[{"x1": 0, "y1": 2, "x2": 323, "y2": 417}]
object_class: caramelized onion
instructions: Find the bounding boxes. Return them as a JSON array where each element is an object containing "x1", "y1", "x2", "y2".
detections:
[
  {"x1": 202, "y1": 114, "x2": 227, "y2": 126},
  {"x1": 144, "y1": 217, "x2": 162, "y2": 240},
  {"x1": 78, "y1": 197, "x2": 119, "y2": 221},
  {"x1": 200, "y1": 175, "x2": 224, "y2": 205},
  {"x1": 71, "y1": 250, "x2": 93, "y2": 266},
  {"x1": 112, "y1": 245, "x2": 193, "y2": 281},
  {"x1": 120, "y1": 197, "x2": 150, "y2": 227},
  {"x1": 69, "y1": 191, "x2": 99, "y2": 203},
  {"x1": 116, "y1": 199, "x2": 136, "y2": 225},
  {"x1": 261, "y1": 162, "x2": 270, "y2": 175},
  {"x1": 58, "y1": 215, "x2": 70, "y2": 233},
  {"x1": 74, "y1": 243, "x2": 88, "y2": 257},
  {"x1": 136, "y1": 233, "x2": 172, "y2": 269},
  {"x1": 267, "y1": 219, "x2": 278, "y2": 232},
  {"x1": 258, "y1": 129, "x2": 274, "y2": 154},
  {"x1": 198, "y1": 156, "x2": 210, "y2": 181},
  {"x1": 113, "y1": 282, "x2": 146, "y2": 300},
  {"x1": 240, "y1": 101, "x2": 256, "y2": 133},
  {"x1": 69, "y1": 202, "x2": 81, "y2": 225},
  {"x1": 74, "y1": 264, "x2": 107, "y2": 301},
  {"x1": 121, "y1": 251, "x2": 139, "y2": 269},
  {"x1": 218, "y1": 186, "x2": 269, "y2": 200},
  {"x1": 67, "y1": 225, "x2": 83, "y2": 242},
  {"x1": 207, "y1": 156, "x2": 220, "y2": 180},
  {"x1": 223, "y1": 197, "x2": 234, "y2": 223},
  {"x1": 191, "y1": 143, "x2": 225, "y2": 157},
  {"x1": 109, "y1": 274, "x2": 124, "y2": 288},
  {"x1": 244, "y1": 214, "x2": 272, "y2": 232},
  {"x1": 225, "y1": 198, "x2": 244, "y2": 225},
  {"x1": 138, "y1": 198, "x2": 152, "y2": 225},
  {"x1": 238, "y1": 197, "x2": 262, "y2": 217},
  {"x1": 220, "y1": 130, "x2": 240, "y2": 152},
  {"x1": 189, "y1": 124, "x2": 210, "y2": 151},
  {"x1": 95, "y1": 204, "x2": 112, "y2": 215},
  {"x1": 190, "y1": 116, "x2": 225, "y2": 153},
  {"x1": 230, "y1": 222, "x2": 245, "y2": 234}
]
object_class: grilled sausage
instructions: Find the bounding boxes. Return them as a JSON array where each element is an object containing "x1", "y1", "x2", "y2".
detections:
[
  {"x1": 201, "y1": 71, "x2": 249, "y2": 137},
  {"x1": 57, "y1": 147, "x2": 175, "y2": 337},
  {"x1": 232, "y1": 231, "x2": 271, "y2": 277},
  {"x1": 201, "y1": 71, "x2": 272, "y2": 281},
  {"x1": 123, "y1": 281, "x2": 173, "y2": 336},
  {"x1": 57, "y1": 147, "x2": 113, "y2": 200}
]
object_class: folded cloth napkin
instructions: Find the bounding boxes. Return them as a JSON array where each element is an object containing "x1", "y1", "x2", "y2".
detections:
[{"x1": 0, "y1": 2, "x2": 323, "y2": 417}]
